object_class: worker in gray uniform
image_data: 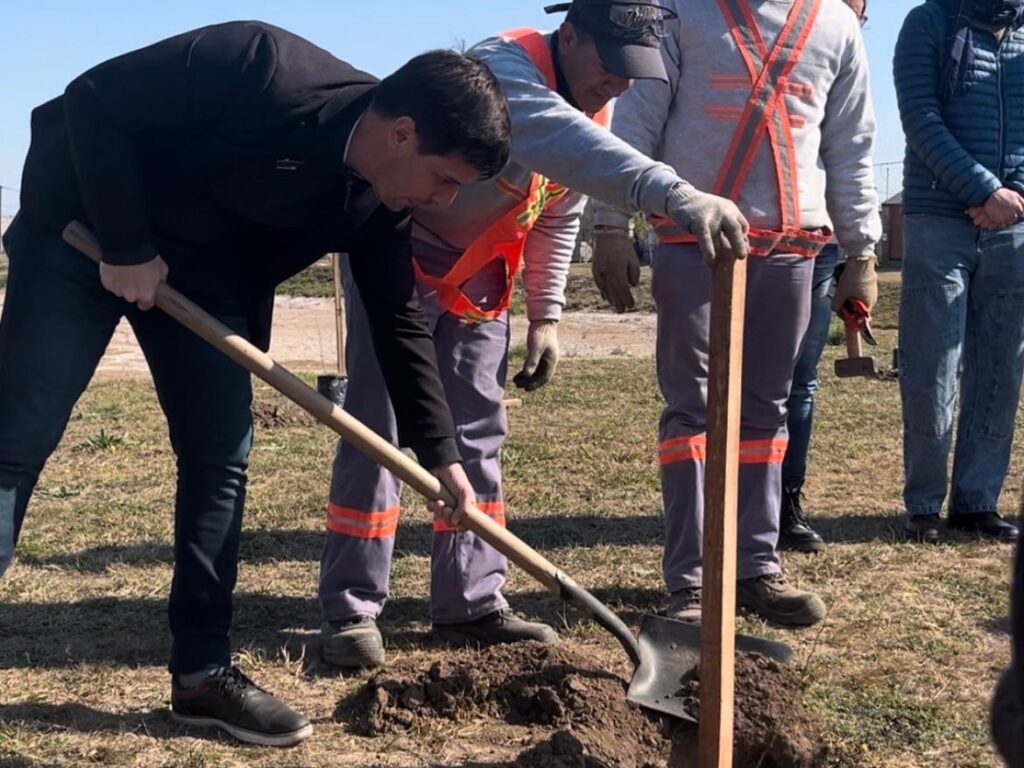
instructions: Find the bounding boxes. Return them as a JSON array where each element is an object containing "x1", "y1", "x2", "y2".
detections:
[
  {"x1": 318, "y1": 0, "x2": 750, "y2": 669},
  {"x1": 593, "y1": 0, "x2": 881, "y2": 627}
]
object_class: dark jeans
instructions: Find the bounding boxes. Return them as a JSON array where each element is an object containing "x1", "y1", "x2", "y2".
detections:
[
  {"x1": 781, "y1": 244, "x2": 840, "y2": 491},
  {"x1": 0, "y1": 217, "x2": 253, "y2": 674}
]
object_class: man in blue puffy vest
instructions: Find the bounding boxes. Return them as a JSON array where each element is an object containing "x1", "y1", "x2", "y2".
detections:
[{"x1": 894, "y1": 0, "x2": 1024, "y2": 544}]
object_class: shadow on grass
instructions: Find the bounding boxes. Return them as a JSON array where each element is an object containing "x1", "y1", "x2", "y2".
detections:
[
  {"x1": 18, "y1": 515, "x2": 667, "y2": 573},
  {"x1": 0, "y1": 587, "x2": 665, "y2": 671},
  {"x1": 0, "y1": 701, "x2": 179, "y2": 741}
]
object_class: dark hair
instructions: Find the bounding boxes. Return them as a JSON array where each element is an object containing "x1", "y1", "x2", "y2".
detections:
[{"x1": 373, "y1": 50, "x2": 511, "y2": 179}]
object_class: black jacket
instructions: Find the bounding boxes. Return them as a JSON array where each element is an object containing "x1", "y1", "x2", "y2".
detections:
[{"x1": 19, "y1": 20, "x2": 458, "y2": 468}]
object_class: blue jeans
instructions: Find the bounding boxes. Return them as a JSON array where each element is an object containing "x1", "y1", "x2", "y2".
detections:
[
  {"x1": 0, "y1": 217, "x2": 254, "y2": 674},
  {"x1": 781, "y1": 244, "x2": 840, "y2": 490},
  {"x1": 900, "y1": 214, "x2": 1024, "y2": 518}
]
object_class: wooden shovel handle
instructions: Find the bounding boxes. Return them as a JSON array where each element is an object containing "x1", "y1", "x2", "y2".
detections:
[{"x1": 61, "y1": 221, "x2": 565, "y2": 595}]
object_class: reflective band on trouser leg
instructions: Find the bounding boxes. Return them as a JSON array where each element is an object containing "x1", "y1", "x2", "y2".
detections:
[
  {"x1": 658, "y1": 434, "x2": 707, "y2": 465},
  {"x1": 652, "y1": 244, "x2": 713, "y2": 592},
  {"x1": 319, "y1": 257, "x2": 409, "y2": 622},
  {"x1": 429, "y1": 310, "x2": 511, "y2": 623}
]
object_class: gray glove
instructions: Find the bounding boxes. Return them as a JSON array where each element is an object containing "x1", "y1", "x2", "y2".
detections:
[
  {"x1": 513, "y1": 320, "x2": 560, "y2": 391},
  {"x1": 592, "y1": 230, "x2": 641, "y2": 313},
  {"x1": 666, "y1": 182, "x2": 750, "y2": 265}
]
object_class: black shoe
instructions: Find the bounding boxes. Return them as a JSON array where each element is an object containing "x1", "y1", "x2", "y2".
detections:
[
  {"x1": 432, "y1": 608, "x2": 558, "y2": 647},
  {"x1": 171, "y1": 666, "x2": 312, "y2": 747},
  {"x1": 779, "y1": 486, "x2": 825, "y2": 553},
  {"x1": 904, "y1": 514, "x2": 942, "y2": 544},
  {"x1": 948, "y1": 512, "x2": 1019, "y2": 542}
]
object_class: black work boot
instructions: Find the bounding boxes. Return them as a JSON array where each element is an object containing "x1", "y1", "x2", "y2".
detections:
[
  {"x1": 948, "y1": 511, "x2": 1019, "y2": 543},
  {"x1": 666, "y1": 587, "x2": 702, "y2": 623},
  {"x1": 779, "y1": 485, "x2": 825, "y2": 553},
  {"x1": 321, "y1": 615, "x2": 386, "y2": 669},
  {"x1": 432, "y1": 608, "x2": 558, "y2": 647},
  {"x1": 171, "y1": 666, "x2": 312, "y2": 747}
]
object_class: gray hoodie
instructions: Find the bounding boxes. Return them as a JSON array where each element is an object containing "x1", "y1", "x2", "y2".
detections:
[
  {"x1": 594, "y1": 0, "x2": 881, "y2": 258},
  {"x1": 412, "y1": 32, "x2": 685, "y2": 321}
]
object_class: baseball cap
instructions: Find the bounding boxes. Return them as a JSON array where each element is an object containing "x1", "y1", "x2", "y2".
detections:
[{"x1": 544, "y1": 0, "x2": 676, "y2": 82}]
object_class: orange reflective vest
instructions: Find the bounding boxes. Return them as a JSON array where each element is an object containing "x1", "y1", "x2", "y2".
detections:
[
  {"x1": 654, "y1": 0, "x2": 830, "y2": 258},
  {"x1": 413, "y1": 28, "x2": 611, "y2": 323}
]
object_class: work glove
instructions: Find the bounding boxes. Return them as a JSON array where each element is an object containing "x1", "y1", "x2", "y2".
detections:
[
  {"x1": 831, "y1": 254, "x2": 878, "y2": 314},
  {"x1": 513, "y1": 320, "x2": 560, "y2": 391},
  {"x1": 592, "y1": 230, "x2": 640, "y2": 313},
  {"x1": 666, "y1": 182, "x2": 750, "y2": 265}
]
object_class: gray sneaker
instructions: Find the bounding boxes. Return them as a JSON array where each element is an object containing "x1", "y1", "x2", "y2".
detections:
[
  {"x1": 321, "y1": 616, "x2": 385, "y2": 669},
  {"x1": 666, "y1": 587, "x2": 702, "y2": 623},
  {"x1": 737, "y1": 573, "x2": 827, "y2": 627},
  {"x1": 431, "y1": 608, "x2": 558, "y2": 647}
]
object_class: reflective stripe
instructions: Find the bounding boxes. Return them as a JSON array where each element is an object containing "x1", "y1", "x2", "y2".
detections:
[
  {"x1": 415, "y1": 28, "x2": 611, "y2": 323},
  {"x1": 326, "y1": 503, "x2": 400, "y2": 539},
  {"x1": 433, "y1": 501, "x2": 507, "y2": 533},
  {"x1": 737, "y1": 438, "x2": 788, "y2": 465},
  {"x1": 713, "y1": 0, "x2": 821, "y2": 228},
  {"x1": 658, "y1": 434, "x2": 708, "y2": 465},
  {"x1": 654, "y1": 224, "x2": 830, "y2": 258}
]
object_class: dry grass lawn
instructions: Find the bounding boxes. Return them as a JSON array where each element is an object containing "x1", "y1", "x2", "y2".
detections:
[{"x1": 0, "y1": 267, "x2": 1018, "y2": 767}]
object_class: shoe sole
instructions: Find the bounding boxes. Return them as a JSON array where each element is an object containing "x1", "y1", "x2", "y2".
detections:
[
  {"x1": 947, "y1": 523, "x2": 1019, "y2": 542},
  {"x1": 430, "y1": 628, "x2": 559, "y2": 648},
  {"x1": 321, "y1": 636, "x2": 386, "y2": 670},
  {"x1": 738, "y1": 601, "x2": 827, "y2": 628},
  {"x1": 779, "y1": 538, "x2": 826, "y2": 554},
  {"x1": 171, "y1": 711, "x2": 313, "y2": 747}
]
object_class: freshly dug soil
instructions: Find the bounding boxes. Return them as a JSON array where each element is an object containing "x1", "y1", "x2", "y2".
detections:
[
  {"x1": 339, "y1": 642, "x2": 668, "y2": 768},
  {"x1": 667, "y1": 654, "x2": 827, "y2": 768},
  {"x1": 251, "y1": 400, "x2": 316, "y2": 429}
]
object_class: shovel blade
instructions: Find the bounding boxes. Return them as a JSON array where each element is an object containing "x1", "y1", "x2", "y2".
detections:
[{"x1": 625, "y1": 613, "x2": 793, "y2": 722}]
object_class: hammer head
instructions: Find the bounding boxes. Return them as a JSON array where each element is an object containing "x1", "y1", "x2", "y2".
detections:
[{"x1": 835, "y1": 356, "x2": 878, "y2": 378}]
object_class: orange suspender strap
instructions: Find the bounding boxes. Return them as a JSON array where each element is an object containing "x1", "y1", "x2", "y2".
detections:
[
  {"x1": 712, "y1": 0, "x2": 825, "y2": 256},
  {"x1": 412, "y1": 174, "x2": 543, "y2": 323},
  {"x1": 414, "y1": 28, "x2": 609, "y2": 322}
]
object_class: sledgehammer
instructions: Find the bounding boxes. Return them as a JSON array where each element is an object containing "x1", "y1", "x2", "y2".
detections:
[{"x1": 834, "y1": 325, "x2": 878, "y2": 379}]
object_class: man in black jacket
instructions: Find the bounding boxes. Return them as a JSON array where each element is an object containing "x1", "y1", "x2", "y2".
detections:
[{"x1": 0, "y1": 21, "x2": 511, "y2": 747}]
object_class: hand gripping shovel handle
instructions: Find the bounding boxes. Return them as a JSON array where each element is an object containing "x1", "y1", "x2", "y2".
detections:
[{"x1": 63, "y1": 221, "x2": 642, "y2": 665}]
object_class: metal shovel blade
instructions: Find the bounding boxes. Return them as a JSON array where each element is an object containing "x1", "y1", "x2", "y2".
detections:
[{"x1": 626, "y1": 613, "x2": 793, "y2": 722}]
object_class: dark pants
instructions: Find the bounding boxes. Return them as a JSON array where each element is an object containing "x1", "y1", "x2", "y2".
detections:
[
  {"x1": 781, "y1": 244, "x2": 840, "y2": 490},
  {"x1": 0, "y1": 218, "x2": 253, "y2": 674}
]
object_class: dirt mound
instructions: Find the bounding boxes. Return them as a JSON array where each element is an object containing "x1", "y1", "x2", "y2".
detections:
[
  {"x1": 251, "y1": 400, "x2": 316, "y2": 429},
  {"x1": 667, "y1": 654, "x2": 827, "y2": 768},
  {"x1": 338, "y1": 642, "x2": 668, "y2": 768}
]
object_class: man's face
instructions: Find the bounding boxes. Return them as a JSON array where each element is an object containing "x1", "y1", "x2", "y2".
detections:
[
  {"x1": 558, "y1": 23, "x2": 633, "y2": 114},
  {"x1": 372, "y1": 117, "x2": 482, "y2": 211}
]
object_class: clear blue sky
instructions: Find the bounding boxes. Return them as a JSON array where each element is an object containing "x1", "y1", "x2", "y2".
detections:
[{"x1": 0, "y1": 0, "x2": 919, "y2": 215}]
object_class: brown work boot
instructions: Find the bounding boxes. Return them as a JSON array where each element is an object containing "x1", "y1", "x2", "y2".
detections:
[
  {"x1": 321, "y1": 616, "x2": 386, "y2": 669},
  {"x1": 666, "y1": 587, "x2": 702, "y2": 623},
  {"x1": 737, "y1": 573, "x2": 827, "y2": 627}
]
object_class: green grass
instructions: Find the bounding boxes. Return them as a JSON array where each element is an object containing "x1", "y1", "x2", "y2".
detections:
[{"x1": 1, "y1": 266, "x2": 1016, "y2": 768}]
